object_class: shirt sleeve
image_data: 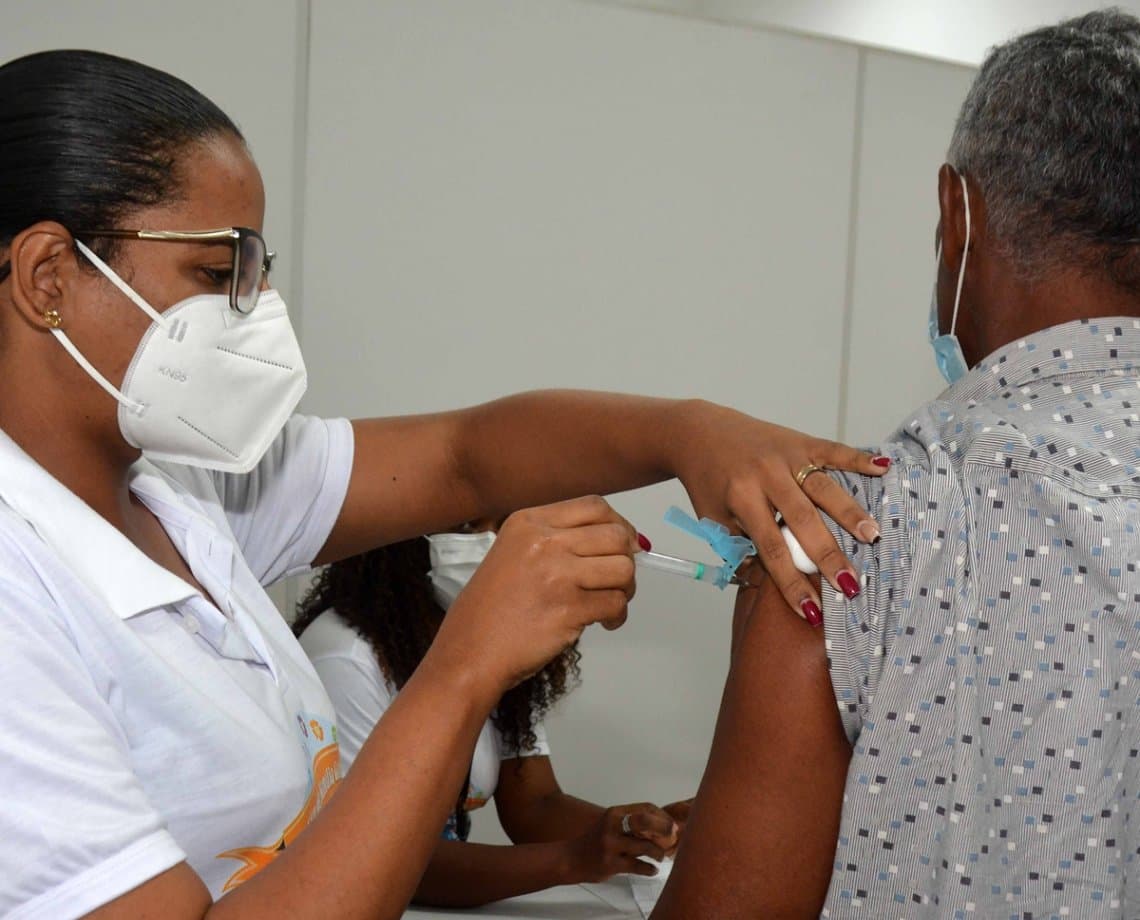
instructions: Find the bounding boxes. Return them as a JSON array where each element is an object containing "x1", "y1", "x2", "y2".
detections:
[
  {"x1": 307, "y1": 647, "x2": 393, "y2": 774},
  {"x1": 0, "y1": 579, "x2": 185, "y2": 920},
  {"x1": 209, "y1": 415, "x2": 354, "y2": 586},
  {"x1": 822, "y1": 433, "x2": 974, "y2": 746},
  {"x1": 820, "y1": 458, "x2": 912, "y2": 744}
]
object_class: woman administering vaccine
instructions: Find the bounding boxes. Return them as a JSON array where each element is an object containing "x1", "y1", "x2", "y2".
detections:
[
  {"x1": 0, "y1": 49, "x2": 887, "y2": 920},
  {"x1": 296, "y1": 529, "x2": 691, "y2": 907}
]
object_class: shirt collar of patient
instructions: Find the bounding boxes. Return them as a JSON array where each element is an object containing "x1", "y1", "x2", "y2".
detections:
[
  {"x1": 945, "y1": 315, "x2": 1140, "y2": 404},
  {"x1": 0, "y1": 428, "x2": 206, "y2": 619}
]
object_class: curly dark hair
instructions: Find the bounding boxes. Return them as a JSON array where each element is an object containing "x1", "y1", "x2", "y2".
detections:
[{"x1": 294, "y1": 536, "x2": 581, "y2": 839}]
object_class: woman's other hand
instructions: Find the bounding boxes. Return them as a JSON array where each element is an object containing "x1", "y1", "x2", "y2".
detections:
[
  {"x1": 670, "y1": 400, "x2": 889, "y2": 621},
  {"x1": 433, "y1": 495, "x2": 638, "y2": 693}
]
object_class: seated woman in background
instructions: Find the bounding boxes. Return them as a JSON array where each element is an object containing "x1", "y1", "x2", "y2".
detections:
[{"x1": 295, "y1": 526, "x2": 687, "y2": 908}]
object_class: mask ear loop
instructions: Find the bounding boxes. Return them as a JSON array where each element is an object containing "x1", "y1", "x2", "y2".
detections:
[
  {"x1": 49, "y1": 238, "x2": 165, "y2": 415},
  {"x1": 47, "y1": 322, "x2": 147, "y2": 415},
  {"x1": 948, "y1": 173, "x2": 971, "y2": 337},
  {"x1": 73, "y1": 240, "x2": 168, "y2": 327}
]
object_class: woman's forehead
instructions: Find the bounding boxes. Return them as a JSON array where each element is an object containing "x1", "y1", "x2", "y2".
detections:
[{"x1": 149, "y1": 134, "x2": 265, "y2": 232}]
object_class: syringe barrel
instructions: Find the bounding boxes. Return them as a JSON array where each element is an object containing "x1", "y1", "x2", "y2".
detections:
[{"x1": 635, "y1": 551, "x2": 705, "y2": 581}]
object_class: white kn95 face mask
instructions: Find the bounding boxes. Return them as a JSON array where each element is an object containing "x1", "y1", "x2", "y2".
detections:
[
  {"x1": 55, "y1": 239, "x2": 307, "y2": 474},
  {"x1": 426, "y1": 530, "x2": 497, "y2": 610}
]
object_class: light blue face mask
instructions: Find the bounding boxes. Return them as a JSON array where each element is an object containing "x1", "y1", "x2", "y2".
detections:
[{"x1": 928, "y1": 173, "x2": 971, "y2": 384}]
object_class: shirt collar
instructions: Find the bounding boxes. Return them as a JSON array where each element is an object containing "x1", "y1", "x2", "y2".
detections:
[
  {"x1": 946, "y1": 316, "x2": 1140, "y2": 404},
  {"x1": 0, "y1": 428, "x2": 199, "y2": 619}
]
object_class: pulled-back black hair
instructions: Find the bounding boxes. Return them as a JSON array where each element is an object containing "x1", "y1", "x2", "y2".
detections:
[{"x1": 0, "y1": 49, "x2": 242, "y2": 279}]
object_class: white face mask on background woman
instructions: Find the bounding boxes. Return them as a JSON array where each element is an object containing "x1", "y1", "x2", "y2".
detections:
[
  {"x1": 53, "y1": 240, "x2": 307, "y2": 473},
  {"x1": 426, "y1": 530, "x2": 497, "y2": 610}
]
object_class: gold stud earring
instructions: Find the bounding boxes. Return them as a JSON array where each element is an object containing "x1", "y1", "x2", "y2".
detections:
[{"x1": 42, "y1": 309, "x2": 63, "y2": 329}]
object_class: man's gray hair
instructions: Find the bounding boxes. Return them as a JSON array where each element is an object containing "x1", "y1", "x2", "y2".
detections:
[{"x1": 947, "y1": 8, "x2": 1140, "y2": 288}]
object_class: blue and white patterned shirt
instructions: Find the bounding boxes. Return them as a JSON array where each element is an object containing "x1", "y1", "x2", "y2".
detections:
[{"x1": 821, "y1": 318, "x2": 1140, "y2": 919}]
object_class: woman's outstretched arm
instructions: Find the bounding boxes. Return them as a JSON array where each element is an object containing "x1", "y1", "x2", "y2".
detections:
[{"x1": 316, "y1": 392, "x2": 889, "y2": 616}]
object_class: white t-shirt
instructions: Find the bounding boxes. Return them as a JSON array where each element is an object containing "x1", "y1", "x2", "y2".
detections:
[
  {"x1": 299, "y1": 609, "x2": 550, "y2": 811},
  {"x1": 0, "y1": 415, "x2": 353, "y2": 919}
]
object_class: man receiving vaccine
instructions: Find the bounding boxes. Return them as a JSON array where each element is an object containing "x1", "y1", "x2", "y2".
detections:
[{"x1": 654, "y1": 10, "x2": 1140, "y2": 918}]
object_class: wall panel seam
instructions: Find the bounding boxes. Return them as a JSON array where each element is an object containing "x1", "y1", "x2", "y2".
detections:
[{"x1": 836, "y1": 48, "x2": 866, "y2": 444}]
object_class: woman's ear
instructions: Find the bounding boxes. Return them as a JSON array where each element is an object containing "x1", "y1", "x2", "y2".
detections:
[{"x1": 6, "y1": 222, "x2": 83, "y2": 331}]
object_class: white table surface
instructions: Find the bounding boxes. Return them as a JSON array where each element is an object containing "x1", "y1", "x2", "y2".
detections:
[{"x1": 402, "y1": 878, "x2": 644, "y2": 919}]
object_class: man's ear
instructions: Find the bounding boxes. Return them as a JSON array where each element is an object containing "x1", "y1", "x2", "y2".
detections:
[
  {"x1": 937, "y1": 164, "x2": 967, "y2": 276},
  {"x1": 6, "y1": 222, "x2": 83, "y2": 331},
  {"x1": 937, "y1": 164, "x2": 988, "y2": 276}
]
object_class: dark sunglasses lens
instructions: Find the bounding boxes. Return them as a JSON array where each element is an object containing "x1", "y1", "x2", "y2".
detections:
[{"x1": 235, "y1": 232, "x2": 267, "y2": 313}]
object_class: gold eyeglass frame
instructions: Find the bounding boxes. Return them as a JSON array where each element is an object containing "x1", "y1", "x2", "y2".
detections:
[{"x1": 76, "y1": 227, "x2": 276, "y2": 314}]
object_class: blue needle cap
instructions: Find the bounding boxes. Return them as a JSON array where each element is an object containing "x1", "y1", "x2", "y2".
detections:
[{"x1": 663, "y1": 506, "x2": 757, "y2": 589}]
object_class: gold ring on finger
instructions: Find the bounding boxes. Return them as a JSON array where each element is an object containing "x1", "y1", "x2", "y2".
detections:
[{"x1": 794, "y1": 463, "x2": 827, "y2": 488}]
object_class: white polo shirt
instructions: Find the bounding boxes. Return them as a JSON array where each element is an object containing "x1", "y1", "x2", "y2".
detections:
[{"x1": 0, "y1": 414, "x2": 353, "y2": 919}]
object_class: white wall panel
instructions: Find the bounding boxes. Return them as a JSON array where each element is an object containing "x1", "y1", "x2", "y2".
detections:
[{"x1": 842, "y1": 50, "x2": 976, "y2": 447}]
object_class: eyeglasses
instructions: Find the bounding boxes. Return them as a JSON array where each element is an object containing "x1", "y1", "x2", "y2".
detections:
[{"x1": 75, "y1": 227, "x2": 276, "y2": 314}]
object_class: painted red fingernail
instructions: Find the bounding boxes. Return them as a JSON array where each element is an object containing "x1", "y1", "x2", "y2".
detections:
[
  {"x1": 837, "y1": 570, "x2": 860, "y2": 599},
  {"x1": 637, "y1": 532, "x2": 652, "y2": 552},
  {"x1": 872, "y1": 455, "x2": 891, "y2": 468},
  {"x1": 801, "y1": 599, "x2": 823, "y2": 627}
]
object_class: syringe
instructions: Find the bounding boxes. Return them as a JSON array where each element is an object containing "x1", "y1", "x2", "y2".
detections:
[
  {"x1": 634, "y1": 527, "x2": 817, "y2": 588},
  {"x1": 635, "y1": 550, "x2": 755, "y2": 588}
]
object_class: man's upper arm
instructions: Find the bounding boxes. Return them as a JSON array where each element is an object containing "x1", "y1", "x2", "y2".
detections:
[
  {"x1": 653, "y1": 459, "x2": 908, "y2": 917},
  {"x1": 651, "y1": 579, "x2": 851, "y2": 919}
]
